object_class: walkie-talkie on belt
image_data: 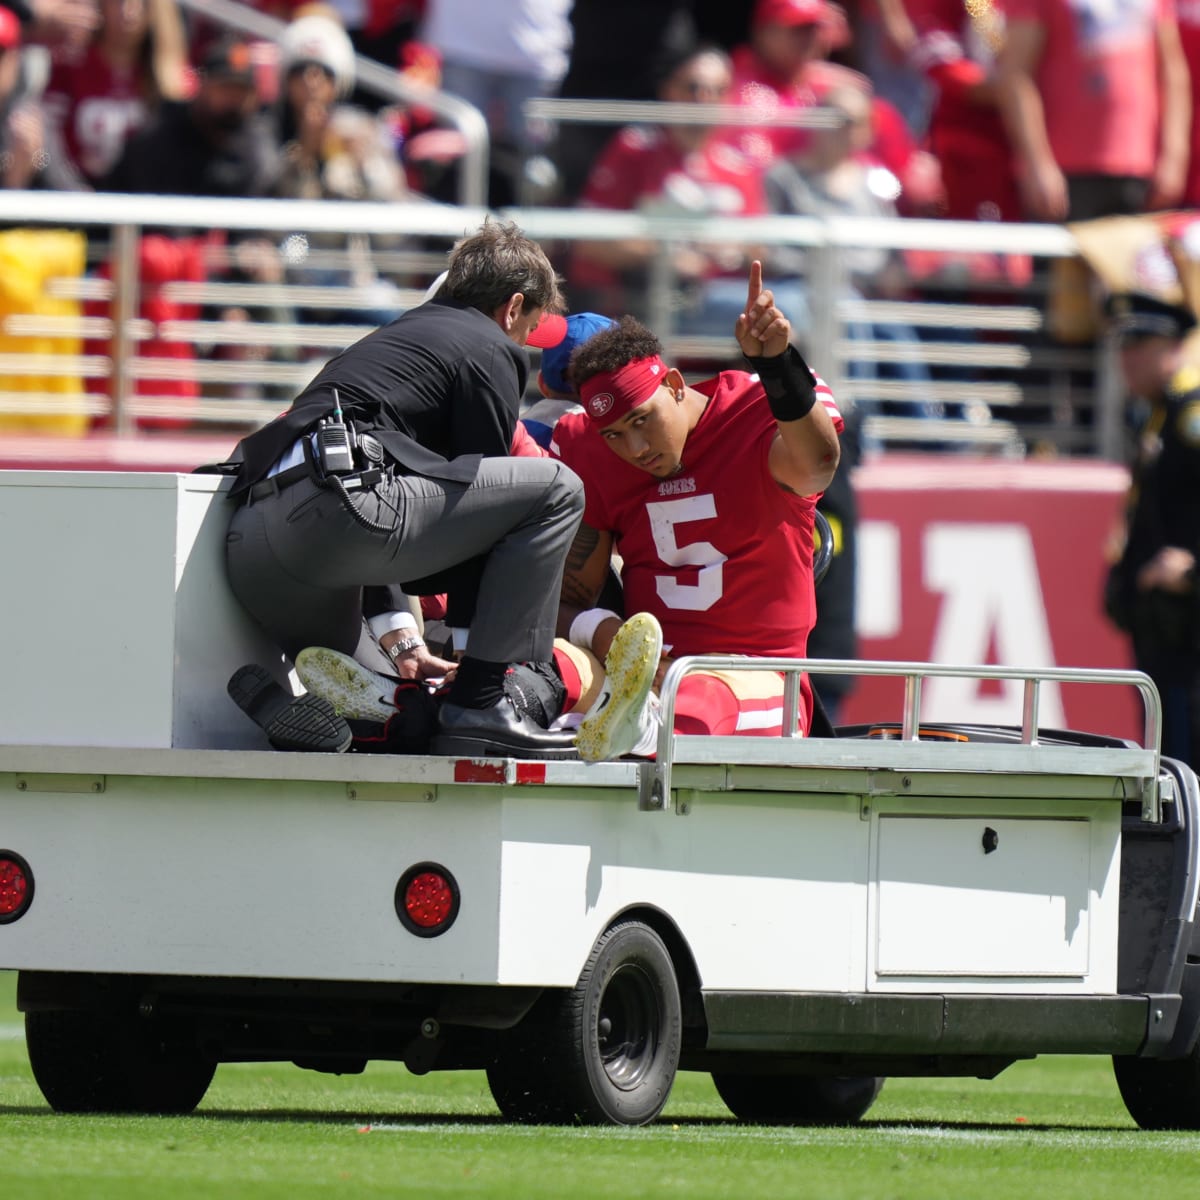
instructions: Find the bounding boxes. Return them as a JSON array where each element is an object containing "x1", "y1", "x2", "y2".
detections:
[
  {"x1": 312, "y1": 388, "x2": 395, "y2": 534},
  {"x1": 316, "y1": 387, "x2": 356, "y2": 476}
]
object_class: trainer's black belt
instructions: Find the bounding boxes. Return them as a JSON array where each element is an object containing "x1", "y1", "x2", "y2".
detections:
[
  {"x1": 241, "y1": 429, "x2": 400, "y2": 506},
  {"x1": 245, "y1": 463, "x2": 312, "y2": 504}
]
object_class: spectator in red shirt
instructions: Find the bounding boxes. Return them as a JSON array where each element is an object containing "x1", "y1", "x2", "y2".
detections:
[
  {"x1": 907, "y1": 0, "x2": 1018, "y2": 223},
  {"x1": 994, "y1": 0, "x2": 1190, "y2": 222},
  {"x1": 1176, "y1": 1, "x2": 1200, "y2": 207},
  {"x1": 569, "y1": 43, "x2": 794, "y2": 336},
  {"x1": 728, "y1": 0, "x2": 936, "y2": 213},
  {"x1": 43, "y1": 0, "x2": 189, "y2": 187},
  {"x1": 728, "y1": 0, "x2": 863, "y2": 167},
  {"x1": 894, "y1": 0, "x2": 1031, "y2": 290}
]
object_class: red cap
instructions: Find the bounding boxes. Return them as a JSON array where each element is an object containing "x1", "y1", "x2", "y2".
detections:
[
  {"x1": 754, "y1": 0, "x2": 828, "y2": 27},
  {"x1": 0, "y1": 8, "x2": 21, "y2": 49},
  {"x1": 578, "y1": 355, "x2": 669, "y2": 427},
  {"x1": 526, "y1": 312, "x2": 568, "y2": 349}
]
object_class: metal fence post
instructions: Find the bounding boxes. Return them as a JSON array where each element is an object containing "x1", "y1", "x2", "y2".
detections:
[
  {"x1": 807, "y1": 234, "x2": 844, "y2": 400},
  {"x1": 648, "y1": 240, "x2": 675, "y2": 345},
  {"x1": 110, "y1": 223, "x2": 139, "y2": 437},
  {"x1": 1095, "y1": 331, "x2": 1125, "y2": 462}
]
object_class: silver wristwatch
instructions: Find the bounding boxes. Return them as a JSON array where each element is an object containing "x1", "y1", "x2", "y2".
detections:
[{"x1": 385, "y1": 634, "x2": 425, "y2": 662}]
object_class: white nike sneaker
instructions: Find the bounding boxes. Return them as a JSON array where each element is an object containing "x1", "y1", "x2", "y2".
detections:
[
  {"x1": 575, "y1": 612, "x2": 663, "y2": 762},
  {"x1": 295, "y1": 646, "x2": 399, "y2": 722}
]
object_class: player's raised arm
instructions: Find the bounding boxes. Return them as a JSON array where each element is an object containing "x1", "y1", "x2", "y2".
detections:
[{"x1": 736, "y1": 260, "x2": 840, "y2": 496}]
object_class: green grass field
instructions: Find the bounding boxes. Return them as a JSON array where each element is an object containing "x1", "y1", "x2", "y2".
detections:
[{"x1": 1, "y1": 971, "x2": 1196, "y2": 1200}]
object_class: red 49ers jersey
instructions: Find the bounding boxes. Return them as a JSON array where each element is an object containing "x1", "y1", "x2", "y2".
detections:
[
  {"x1": 551, "y1": 370, "x2": 842, "y2": 659},
  {"x1": 45, "y1": 48, "x2": 149, "y2": 185}
]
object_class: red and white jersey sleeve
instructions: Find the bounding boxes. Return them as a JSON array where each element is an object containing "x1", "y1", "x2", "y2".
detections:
[
  {"x1": 551, "y1": 371, "x2": 843, "y2": 660},
  {"x1": 813, "y1": 372, "x2": 843, "y2": 433}
]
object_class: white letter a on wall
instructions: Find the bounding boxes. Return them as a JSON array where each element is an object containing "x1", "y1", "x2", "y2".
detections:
[{"x1": 922, "y1": 523, "x2": 1065, "y2": 726}]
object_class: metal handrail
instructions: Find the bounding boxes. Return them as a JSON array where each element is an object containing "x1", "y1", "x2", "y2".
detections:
[
  {"x1": 0, "y1": 191, "x2": 1078, "y2": 259},
  {"x1": 0, "y1": 191, "x2": 1098, "y2": 450},
  {"x1": 646, "y1": 657, "x2": 1164, "y2": 819},
  {"x1": 524, "y1": 97, "x2": 844, "y2": 130},
  {"x1": 175, "y1": 0, "x2": 491, "y2": 208}
]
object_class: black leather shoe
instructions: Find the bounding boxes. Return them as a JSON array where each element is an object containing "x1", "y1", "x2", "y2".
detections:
[{"x1": 432, "y1": 696, "x2": 578, "y2": 760}]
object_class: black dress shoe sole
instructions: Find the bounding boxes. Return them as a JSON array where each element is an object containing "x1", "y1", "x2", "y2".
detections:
[
  {"x1": 228, "y1": 664, "x2": 353, "y2": 754},
  {"x1": 431, "y1": 733, "x2": 579, "y2": 761}
]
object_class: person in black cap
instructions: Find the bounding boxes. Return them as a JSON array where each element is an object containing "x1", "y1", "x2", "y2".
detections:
[
  {"x1": 1103, "y1": 290, "x2": 1200, "y2": 768},
  {"x1": 103, "y1": 33, "x2": 279, "y2": 201}
]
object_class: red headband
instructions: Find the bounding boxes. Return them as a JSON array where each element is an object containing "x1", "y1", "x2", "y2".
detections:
[{"x1": 578, "y1": 355, "x2": 669, "y2": 427}]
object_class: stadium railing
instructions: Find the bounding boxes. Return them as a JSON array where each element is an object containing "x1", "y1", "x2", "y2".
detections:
[{"x1": 0, "y1": 189, "x2": 1110, "y2": 459}]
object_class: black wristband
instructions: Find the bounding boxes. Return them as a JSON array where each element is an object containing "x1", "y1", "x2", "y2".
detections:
[{"x1": 744, "y1": 346, "x2": 818, "y2": 422}]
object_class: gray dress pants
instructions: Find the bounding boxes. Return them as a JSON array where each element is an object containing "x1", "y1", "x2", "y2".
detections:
[{"x1": 226, "y1": 455, "x2": 583, "y2": 664}]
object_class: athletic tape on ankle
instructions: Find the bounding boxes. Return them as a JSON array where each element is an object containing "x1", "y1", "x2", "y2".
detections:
[{"x1": 568, "y1": 607, "x2": 622, "y2": 653}]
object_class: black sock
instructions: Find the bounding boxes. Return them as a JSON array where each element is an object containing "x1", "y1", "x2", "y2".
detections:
[{"x1": 447, "y1": 656, "x2": 508, "y2": 709}]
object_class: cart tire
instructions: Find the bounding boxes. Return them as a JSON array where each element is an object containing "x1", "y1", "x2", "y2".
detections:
[
  {"x1": 25, "y1": 1009, "x2": 215, "y2": 1114},
  {"x1": 486, "y1": 1050, "x2": 558, "y2": 1124},
  {"x1": 712, "y1": 1071, "x2": 884, "y2": 1125},
  {"x1": 1113, "y1": 1049, "x2": 1200, "y2": 1130},
  {"x1": 487, "y1": 920, "x2": 681, "y2": 1125}
]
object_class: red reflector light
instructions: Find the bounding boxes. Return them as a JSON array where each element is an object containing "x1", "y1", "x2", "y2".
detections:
[
  {"x1": 0, "y1": 851, "x2": 33, "y2": 923},
  {"x1": 395, "y1": 863, "x2": 459, "y2": 938},
  {"x1": 406, "y1": 873, "x2": 453, "y2": 927}
]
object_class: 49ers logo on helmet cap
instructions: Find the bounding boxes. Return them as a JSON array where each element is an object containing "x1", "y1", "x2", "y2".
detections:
[
  {"x1": 588, "y1": 392, "x2": 615, "y2": 419},
  {"x1": 579, "y1": 355, "x2": 669, "y2": 427}
]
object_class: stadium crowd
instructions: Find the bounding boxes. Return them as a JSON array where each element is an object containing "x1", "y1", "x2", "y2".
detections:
[{"x1": 0, "y1": 0, "x2": 1194, "y2": 442}]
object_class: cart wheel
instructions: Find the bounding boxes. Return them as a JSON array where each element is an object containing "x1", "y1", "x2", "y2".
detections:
[
  {"x1": 26, "y1": 1009, "x2": 215, "y2": 1115},
  {"x1": 712, "y1": 1071, "x2": 884, "y2": 1125},
  {"x1": 1113, "y1": 1048, "x2": 1200, "y2": 1130},
  {"x1": 487, "y1": 919, "x2": 681, "y2": 1125}
]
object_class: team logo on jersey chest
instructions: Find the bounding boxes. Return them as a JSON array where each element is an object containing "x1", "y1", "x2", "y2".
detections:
[
  {"x1": 588, "y1": 392, "x2": 615, "y2": 419},
  {"x1": 658, "y1": 476, "x2": 696, "y2": 496}
]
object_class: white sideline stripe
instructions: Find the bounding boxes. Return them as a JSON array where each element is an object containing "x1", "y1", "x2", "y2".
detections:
[
  {"x1": 347, "y1": 1122, "x2": 1200, "y2": 1150},
  {"x1": 0, "y1": 1022, "x2": 24, "y2": 1040}
]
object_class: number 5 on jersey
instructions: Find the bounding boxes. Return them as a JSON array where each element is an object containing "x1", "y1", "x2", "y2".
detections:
[{"x1": 647, "y1": 495, "x2": 728, "y2": 611}]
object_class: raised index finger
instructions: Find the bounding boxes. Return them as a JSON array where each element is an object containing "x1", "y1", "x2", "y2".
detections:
[{"x1": 746, "y1": 259, "x2": 763, "y2": 314}]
